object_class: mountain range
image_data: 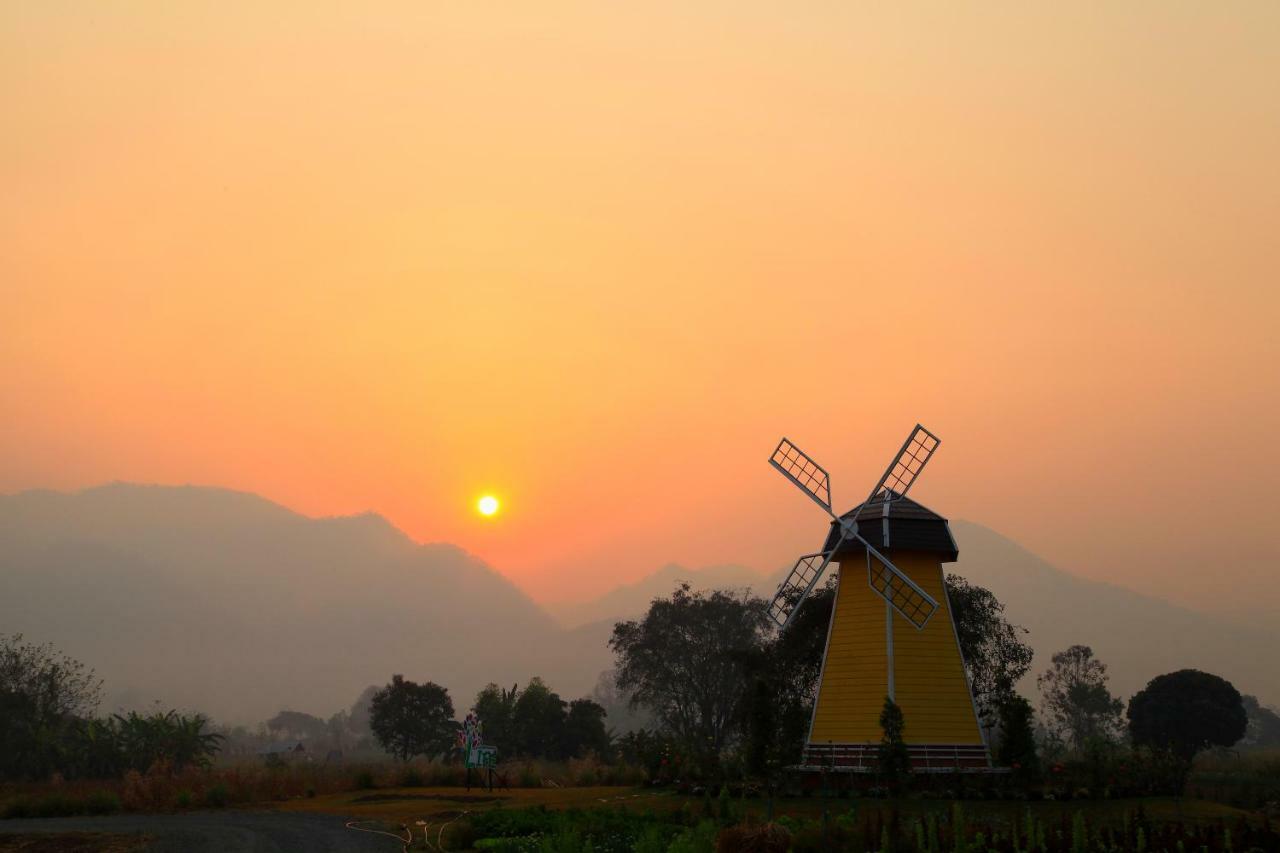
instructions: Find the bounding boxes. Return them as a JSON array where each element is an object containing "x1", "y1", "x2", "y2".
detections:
[{"x1": 0, "y1": 484, "x2": 1275, "y2": 724}]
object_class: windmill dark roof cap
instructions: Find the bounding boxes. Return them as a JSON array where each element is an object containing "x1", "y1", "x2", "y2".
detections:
[{"x1": 822, "y1": 494, "x2": 958, "y2": 562}]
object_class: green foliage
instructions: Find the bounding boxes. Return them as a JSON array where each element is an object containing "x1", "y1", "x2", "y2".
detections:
[
  {"x1": 877, "y1": 696, "x2": 911, "y2": 792},
  {"x1": 665, "y1": 819, "x2": 718, "y2": 853},
  {"x1": 514, "y1": 678, "x2": 570, "y2": 758},
  {"x1": 475, "y1": 680, "x2": 613, "y2": 761},
  {"x1": 564, "y1": 697, "x2": 611, "y2": 759},
  {"x1": 998, "y1": 695, "x2": 1042, "y2": 785},
  {"x1": 204, "y1": 782, "x2": 229, "y2": 807},
  {"x1": 1128, "y1": 669, "x2": 1247, "y2": 787},
  {"x1": 1037, "y1": 645, "x2": 1124, "y2": 751},
  {"x1": 946, "y1": 574, "x2": 1034, "y2": 730},
  {"x1": 610, "y1": 583, "x2": 770, "y2": 770},
  {"x1": 369, "y1": 674, "x2": 456, "y2": 761},
  {"x1": 470, "y1": 804, "x2": 680, "y2": 853}
]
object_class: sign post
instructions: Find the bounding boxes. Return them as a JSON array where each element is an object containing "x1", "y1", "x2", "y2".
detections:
[{"x1": 458, "y1": 713, "x2": 497, "y2": 791}]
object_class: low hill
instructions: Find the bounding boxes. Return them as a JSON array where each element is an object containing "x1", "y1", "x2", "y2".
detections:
[{"x1": 0, "y1": 484, "x2": 612, "y2": 722}]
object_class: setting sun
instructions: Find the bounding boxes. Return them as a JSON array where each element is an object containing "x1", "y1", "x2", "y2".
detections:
[{"x1": 477, "y1": 495, "x2": 500, "y2": 517}]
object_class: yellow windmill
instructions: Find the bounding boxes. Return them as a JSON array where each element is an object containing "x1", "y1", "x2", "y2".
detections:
[{"x1": 767, "y1": 425, "x2": 988, "y2": 771}]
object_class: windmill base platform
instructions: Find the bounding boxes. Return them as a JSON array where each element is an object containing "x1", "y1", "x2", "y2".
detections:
[{"x1": 796, "y1": 743, "x2": 1000, "y2": 774}]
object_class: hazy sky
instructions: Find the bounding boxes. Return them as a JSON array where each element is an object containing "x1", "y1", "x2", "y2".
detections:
[{"x1": 4, "y1": 3, "x2": 1277, "y2": 612}]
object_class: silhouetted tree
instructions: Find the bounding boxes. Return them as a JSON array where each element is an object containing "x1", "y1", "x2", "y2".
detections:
[
  {"x1": 764, "y1": 577, "x2": 837, "y2": 760},
  {"x1": 369, "y1": 675, "x2": 456, "y2": 762},
  {"x1": 946, "y1": 574, "x2": 1034, "y2": 729},
  {"x1": 1240, "y1": 694, "x2": 1280, "y2": 749},
  {"x1": 877, "y1": 696, "x2": 911, "y2": 792},
  {"x1": 563, "y1": 698, "x2": 610, "y2": 758},
  {"x1": 473, "y1": 683, "x2": 519, "y2": 756},
  {"x1": 512, "y1": 677, "x2": 568, "y2": 758},
  {"x1": 1038, "y1": 645, "x2": 1123, "y2": 751},
  {"x1": 0, "y1": 634, "x2": 103, "y2": 781},
  {"x1": 611, "y1": 584, "x2": 769, "y2": 769},
  {"x1": 996, "y1": 694, "x2": 1041, "y2": 786},
  {"x1": 266, "y1": 710, "x2": 328, "y2": 743},
  {"x1": 1128, "y1": 669, "x2": 1247, "y2": 789}
]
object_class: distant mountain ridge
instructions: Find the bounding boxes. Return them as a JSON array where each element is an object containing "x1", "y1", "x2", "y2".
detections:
[
  {"x1": 0, "y1": 484, "x2": 610, "y2": 723},
  {"x1": 547, "y1": 521, "x2": 1280, "y2": 706},
  {"x1": 545, "y1": 562, "x2": 775, "y2": 628},
  {"x1": 1, "y1": 484, "x2": 1274, "y2": 727}
]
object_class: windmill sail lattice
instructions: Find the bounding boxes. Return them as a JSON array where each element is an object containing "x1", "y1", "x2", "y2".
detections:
[
  {"x1": 767, "y1": 551, "x2": 835, "y2": 627},
  {"x1": 858, "y1": 425, "x2": 940, "y2": 513},
  {"x1": 769, "y1": 439, "x2": 832, "y2": 513}
]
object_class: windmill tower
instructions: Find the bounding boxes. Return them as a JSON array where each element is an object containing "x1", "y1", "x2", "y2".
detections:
[{"x1": 767, "y1": 425, "x2": 988, "y2": 771}]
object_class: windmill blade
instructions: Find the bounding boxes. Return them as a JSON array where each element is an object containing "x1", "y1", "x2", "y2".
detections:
[
  {"x1": 859, "y1": 536, "x2": 939, "y2": 629},
  {"x1": 769, "y1": 438, "x2": 834, "y2": 515},
  {"x1": 855, "y1": 425, "x2": 940, "y2": 519},
  {"x1": 767, "y1": 549, "x2": 837, "y2": 629}
]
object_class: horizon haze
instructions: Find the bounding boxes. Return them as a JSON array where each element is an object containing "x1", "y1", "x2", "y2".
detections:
[{"x1": 3, "y1": 3, "x2": 1278, "y2": 615}]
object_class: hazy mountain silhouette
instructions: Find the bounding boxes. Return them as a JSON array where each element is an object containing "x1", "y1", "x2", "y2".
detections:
[
  {"x1": 2, "y1": 485, "x2": 1274, "y2": 726},
  {"x1": 0, "y1": 484, "x2": 612, "y2": 723},
  {"x1": 545, "y1": 563, "x2": 775, "y2": 628},
  {"x1": 550, "y1": 521, "x2": 1280, "y2": 705}
]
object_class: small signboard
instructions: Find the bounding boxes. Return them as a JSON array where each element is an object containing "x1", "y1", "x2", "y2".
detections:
[{"x1": 470, "y1": 745, "x2": 498, "y2": 769}]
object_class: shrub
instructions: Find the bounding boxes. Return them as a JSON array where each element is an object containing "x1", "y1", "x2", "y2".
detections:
[
  {"x1": 204, "y1": 782, "x2": 229, "y2": 808},
  {"x1": 354, "y1": 770, "x2": 377, "y2": 790},
  {"x1": 399, "y1": 767, "x2": 425, "y2": 787}
]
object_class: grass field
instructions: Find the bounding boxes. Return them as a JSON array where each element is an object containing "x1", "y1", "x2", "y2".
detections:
[{"x1": 274, "y1": 785, "x2": 1266, "y2": 851}]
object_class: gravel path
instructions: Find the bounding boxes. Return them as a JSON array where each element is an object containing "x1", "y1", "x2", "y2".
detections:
[{"x1": 0, "y1": 812, "x2": 400, "y2": 852}]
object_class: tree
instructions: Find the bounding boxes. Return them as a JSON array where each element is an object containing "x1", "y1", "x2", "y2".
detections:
[
  {"x1": 996, "y1": 695, "x2": 1040, "y2": 786},
  {"x1": 512, "y1": 677, "x2": 568, "y2": 758},
  {"x1": 266, "y1": 710, "x2": 328, "y2": 743},
  {"x1": 1240, "y1": 695, "x2": 1280, "y2": 749},
  {"x1": 0, "y1": 634, "x2": 101, "y2": 721},
  {"x1": 1128, "y1": 669, "x2": 1247, "y2": 788},
  {"x1": 765, "y1": 577, "x2": 837, "y2": 759},
  {"x1": 610, "y1": 584, "x2": 769, "y2": 768},
  {"x1": 1037, "y1": 645, "x2": 1123, "y2": 751},
  {"x1": 473, "y1": 683, "x2": 520, "y2": 756},
  {"x1": 369, "y1": 675, "x2": 456, "y2": 762},
  {"x1": 877, "y1": 697, "x2": 911, "y2": 792},
  {"x1": 0, "y1": 634, "x2": 103, "y2": 781},
  {"x1": 946, "y1": 574, "x2": 1034, "y2": 730},
  {"x1": 563, "y1": 698, "x2": 610, "y2": 759}
]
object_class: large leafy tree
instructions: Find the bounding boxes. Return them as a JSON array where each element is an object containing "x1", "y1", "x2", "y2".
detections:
[
  {"x1": 946, "y1": 574, "x2": 1034, "y2": 728},
  {"x1": 473, "y1": 683, "x2": 520, "y2": 756},
  {"x1": 610, "y1": 584, "x2": 769, "y2": 766},
  {"x1": 563, "y1": 698, "x2": 611, "y2": 759},
  {"x1": 1128, "y1": 669, "x2": 1246, "y2": 786},
  {"x1": 512, "y1": 677, "x2": 568, "y2": 758},
  {"x1": 1037, "y1": 645, "x2": 1124, "y2": 751},
  {"x1": 369, "y1": 675, "x2": 456, "y2": 762}
]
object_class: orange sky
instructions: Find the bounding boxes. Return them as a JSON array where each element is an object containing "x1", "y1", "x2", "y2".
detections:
[{"x1": 3, "y1": 3, "x2": 1277, "y2": 613}]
